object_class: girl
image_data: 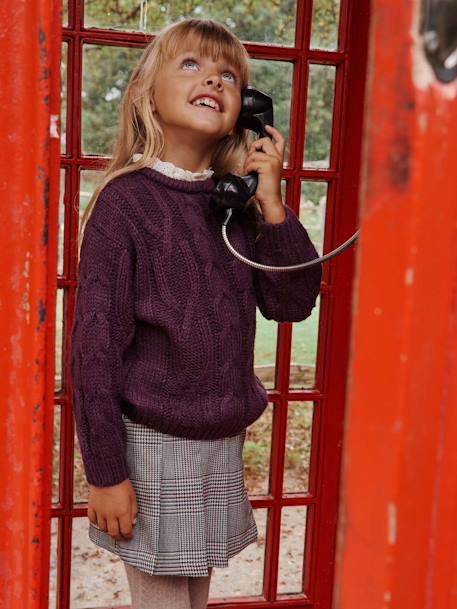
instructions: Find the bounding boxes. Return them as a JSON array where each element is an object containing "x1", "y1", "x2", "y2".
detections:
[{"x1": 71, "y1": 17, "x2": 322, "y2": 609}]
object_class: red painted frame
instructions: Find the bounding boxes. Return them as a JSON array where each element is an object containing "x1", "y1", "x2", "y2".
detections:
[{"x1": 53, "y1": 1, "x2": 370, "y2": 608}]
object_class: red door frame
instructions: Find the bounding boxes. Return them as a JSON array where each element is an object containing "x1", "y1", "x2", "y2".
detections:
[
  {"x1": 334, "y1": 1, "x2": 457, "y2": 608},
  {"x1": 0, "y1": 1, "x2": 371, "y2": 608}
]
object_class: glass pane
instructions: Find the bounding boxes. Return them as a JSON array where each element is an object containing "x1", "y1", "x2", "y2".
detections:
[
  {"x1": 55, "y1": 288, "x2": 63, "y2": 392},
  {"x1": 82, "y1": 44, "x2": 143, "y2": 156},
  {"x1": 245, "y1": 403, "x2": 273, "y2": 495},
  {"x1": 71, "y1": 518, "x2": 129, "y2": 608},
  {"x1": 79, "y1": 170, "x2": 103, "y2": 222},
  {"x1": 62, "y1": 1, "x2": 68, "y2": 26},
  {"x1": 58, "y1": 168, "x2": 66, "y2": 276},
  {"x1": 303, "y1": 64, "x2": 336, "y2": 169},
  {"x1": 283, "y1": 402, "x2": 314, "y2": 493},
  {"x1": 310, "y1": 0, "x2": 341, "y2": 50},
  {"x1": 49, "y1": 517, "x2": 58, "y2": 609},
  {"x1": 74, "y1": 424, "x2": 89, "y2": 504},
  {"x1": 290, "y1": 294, "x2": 321, "y2": 389},
  {"x1": 84, "y1": 1, "x2": 297, "y2": 46},
  {"x1": 254, "y1": 310, "x2": 278, "y2": 391},
  {"x1": 300, "y1": 181, "x2": 327, "y2": 256},
  {"x1": 250, "y1": 59, "x2": 293, "y2": 166},
  {"x1": 209, "y1": 508, "x2": 267, "y2": 599},
  {"x1": 277, "y1": 505, "x2": 308, "y2": 595},
  {"x1": 61, "y1": 42, "x2": 68, "y2": 154},
  {"x1": 52, "y1": 405, "x2": 61, "y2": 504}
]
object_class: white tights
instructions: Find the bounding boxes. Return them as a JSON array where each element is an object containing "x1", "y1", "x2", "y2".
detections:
[{"x1": 124, "y1": 562, "x2": 213, "y2": 609}]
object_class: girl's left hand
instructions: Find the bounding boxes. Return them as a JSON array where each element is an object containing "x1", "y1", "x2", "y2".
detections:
[{"x1": 243, "y1": 124, "x2": 286, "y2": 220}]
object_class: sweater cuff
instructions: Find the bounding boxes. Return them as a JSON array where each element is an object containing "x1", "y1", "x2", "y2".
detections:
[
  {"x1": 84, "y1": 455, "x2": 130, "y2": 488},
  {"x1": 256, "y1": 205, "x2": 305, "y2": 254}
]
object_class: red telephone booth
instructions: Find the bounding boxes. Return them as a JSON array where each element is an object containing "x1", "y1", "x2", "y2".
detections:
[{"x1": 3, "y1": 0, "x2": 456, "y2": 608}]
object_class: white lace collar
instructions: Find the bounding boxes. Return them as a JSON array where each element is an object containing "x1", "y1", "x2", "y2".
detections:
[{"x1": 131, "y1": 154, "x2": 214, "y2": 181}]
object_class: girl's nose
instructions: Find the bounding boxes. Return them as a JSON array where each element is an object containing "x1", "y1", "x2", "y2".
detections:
[{"x1": 204, "y1": 75, "x2": 223, "y2": 89}]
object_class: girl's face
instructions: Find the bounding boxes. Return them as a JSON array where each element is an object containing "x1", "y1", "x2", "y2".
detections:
[{"x1": 152, "y1": 39, "x2": 243, "y2": 146}]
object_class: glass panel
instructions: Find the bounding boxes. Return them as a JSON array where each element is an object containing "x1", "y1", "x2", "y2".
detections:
[
  {"x1": 84, "y1": 1, "x2": 297, "y2": 46},
  {"x1": 71, "y1": 517, "x2": 130, "y2": 607},
  {"x1": 303, "y1": 64, "x2": 336, "y2": 169},
  {"x1": 74, "y1": 425, "x2": 89, "y2": 504},
  {"x1": 254, "y1": 310, "x2": 278, "y2": 390},
  {"x1": 245, "y1": 403, "x2": 273, "y2": 495},
  {"x1": 209, "y1": 508, "x2": 267, "y2": 599},
  {"x1": 62, "y1": 1, "x2": 68, "y2": 26},
  {"x1": 283, "y1": 402, "x2": 314, "y2": 493},
  {"x1": 58, "y1": 168, "x2": 66, "y2": 276},
  {"x1": 52, "y1": 405, "x2": 61, "y2": 504},
  {"x1": 310, "y1": 0, "x2": 341, "y2": 50},
  {"x1": 79, "y1": 170, "x2": 103, "y2": 222},
  {"x1": 82, "y1": 44, "x2": 143, "y2": 156},
  {"x1": 49, "y1": 517, "x2": 58, "y2": 609},
  {"x1": 250, "y1": 59, "x2": 293, "y2": 166},
  {"x1": 290, "y1": 294, "x2": 321, "y2": 389},
  {"x1": 61, "y1": 41, "x2": 68, "y2": 154},
  {"x1": 300, "y1": 181, "x2": 327, "y2": 256},
  {"x1": 55, "y1": 288, "x2": 63, "y2": 392},
  {"x1": 277, "y1": 505, "x2": 307, "y2": 595}
]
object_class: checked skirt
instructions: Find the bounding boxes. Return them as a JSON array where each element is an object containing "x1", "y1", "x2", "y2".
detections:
[{"x1": 88, "y1": 412, "x2": 258, "y2": 577}]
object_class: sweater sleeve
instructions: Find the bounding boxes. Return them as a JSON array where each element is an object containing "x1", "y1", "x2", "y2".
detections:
[
  {"x1": 252, "y1": 204, "x2": 322, "y2": 322},
  {"x1": 70, "y1": 190, "x2": 136, "y2": 487}
]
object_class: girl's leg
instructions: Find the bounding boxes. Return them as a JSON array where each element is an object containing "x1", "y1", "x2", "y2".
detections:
[
  {"x1": 187, "y1": 567, "x2": 213, "y2": 609},
  {"x1": 124, "y1": 561, "x2": 192, "y2": 609}
]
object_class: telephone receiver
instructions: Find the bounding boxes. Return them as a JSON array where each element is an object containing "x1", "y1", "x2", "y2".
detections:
[
  {"x1": 209, "y1": 86, "x2": 273, "y2": 213},
  {"x1": 210, "y1": 86, "x2": 360, "y2": 271}
]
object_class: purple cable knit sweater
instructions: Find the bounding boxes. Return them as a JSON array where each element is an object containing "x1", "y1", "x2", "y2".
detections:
[{"x1": 70, "y1": 166, "x2": 322, "y2": 487}]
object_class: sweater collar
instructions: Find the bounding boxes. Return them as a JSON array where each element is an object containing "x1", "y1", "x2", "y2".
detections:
[{"x1": 140, "y1": 166, "x2": 217, "y2": 193}]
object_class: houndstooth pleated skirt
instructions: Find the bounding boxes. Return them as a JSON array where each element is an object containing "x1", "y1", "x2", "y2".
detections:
[{"x1": 88, "y1": 413, "x2": 258, "y2": 577}]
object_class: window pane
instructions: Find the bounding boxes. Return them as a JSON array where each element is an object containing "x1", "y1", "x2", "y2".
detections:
[
  {"x1": 245, "y1": 403, "x2": 273, "y2": 496},
  {"x1": 310, "y1": 0, "x2": 341, "y2": 50},
  {"x1": 62, "y1": 2, "x2": 68, "y2": 26},
  {"x1": 303, "y1": 64, "x2": 336, "y2": 169},
  {"x1": 61, "y1": 42, "x2": 68, "y2": 154},
  {"x1": 277, "y1": 505, "x2": 308, "y2": 595},
  {"x1": 79, "y1": 170, "x2": 103, "y2": 222},
  {"x1": 250, "y1": 59, "x2": 293, "y2": 166},
  {"x1": 58, "y1": 168, "x2": 66, "y2": 276},
  {"x1": 84, "y1": 1, "x2": 297, "y2": 46},
  {"x1": 254, "y1": 311, "x2": 278, "y2": 391},
  {"x1": 52, "y1": 405, "x2": 61, "y2": 504},
  {"x1": 209, "y1": 508, "x2": 267, "y2": 599},
  {"x1": 283, "y1": 402, "x2": 314, "y2": 494},
  {"x1": 74, "y1": 427, "x2": 89, "y2": 504},
  {"x1": 71, "y1": 518, "x2": 129, "y2": 608},
  {"x1": 49, "y1": 517, "x2": 58, "y2": 609},
  {"x1": 82, "y1": 44, "x2": 143, "y2": 156},
  {"x1": 55, "y1": 288, "x2": 63, "y2": 392},
  {"x1": 290, "y1": 295, "x2": 321, "y2": 389},
  {"x1": 300, "y1": 181, "x2": 327, "y2": 256}
]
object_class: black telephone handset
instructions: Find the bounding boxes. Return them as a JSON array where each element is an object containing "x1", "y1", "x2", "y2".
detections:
[
  {"x1": 209, "y1": 86, "x2": 273, "y2": 213},
  {"x1": 210, "y1": 86, "x2": 360, "y2": 270}
]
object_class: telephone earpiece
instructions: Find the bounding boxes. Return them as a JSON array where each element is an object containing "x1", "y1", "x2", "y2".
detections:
[
  {"x1": 209, "y1": 86, "x2": 273, "y2": 213},
  {"x1": 210, "y1": 86, "x2": 360, "y2": 271}
]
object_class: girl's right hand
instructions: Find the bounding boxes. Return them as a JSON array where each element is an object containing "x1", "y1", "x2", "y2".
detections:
[{"x1": 87, "y1": 478, "x2": 138, "y2": 541}]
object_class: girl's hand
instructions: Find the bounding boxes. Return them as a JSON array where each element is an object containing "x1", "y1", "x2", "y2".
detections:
[
  {"x1": 243, "y1": 124, "x2": 287, "y2": 223},
  {"x1": 87, "y1": 478, "x2": 138, "y2": 541}
]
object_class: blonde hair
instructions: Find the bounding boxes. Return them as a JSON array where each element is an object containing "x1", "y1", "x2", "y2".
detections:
[{"x1": 78, "y1": 18, "x2": 256, "y2": 250}]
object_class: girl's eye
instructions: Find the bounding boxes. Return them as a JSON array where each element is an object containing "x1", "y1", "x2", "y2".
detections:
[{"x1": 181, "y1": 57, "x2": 237, "y2": 83}]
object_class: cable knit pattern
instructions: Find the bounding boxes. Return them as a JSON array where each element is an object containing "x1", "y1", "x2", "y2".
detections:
[{"x1": 70, "y1": 166, "x2": 322, "y2": 487}]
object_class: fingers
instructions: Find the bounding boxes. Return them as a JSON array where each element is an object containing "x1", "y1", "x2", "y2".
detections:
[
  {"x1": 130, "y1": 490, "x2": 138, "y2": 526},
  {"x1": 87, "y1": 506, "x2": 98, "y2": 526},
  {"x1": 244, "y1": 151, "x2": 282, "y2": 175},
  {"x1": 249, "y1": 125, "x2": 286, "y2": 157}
]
